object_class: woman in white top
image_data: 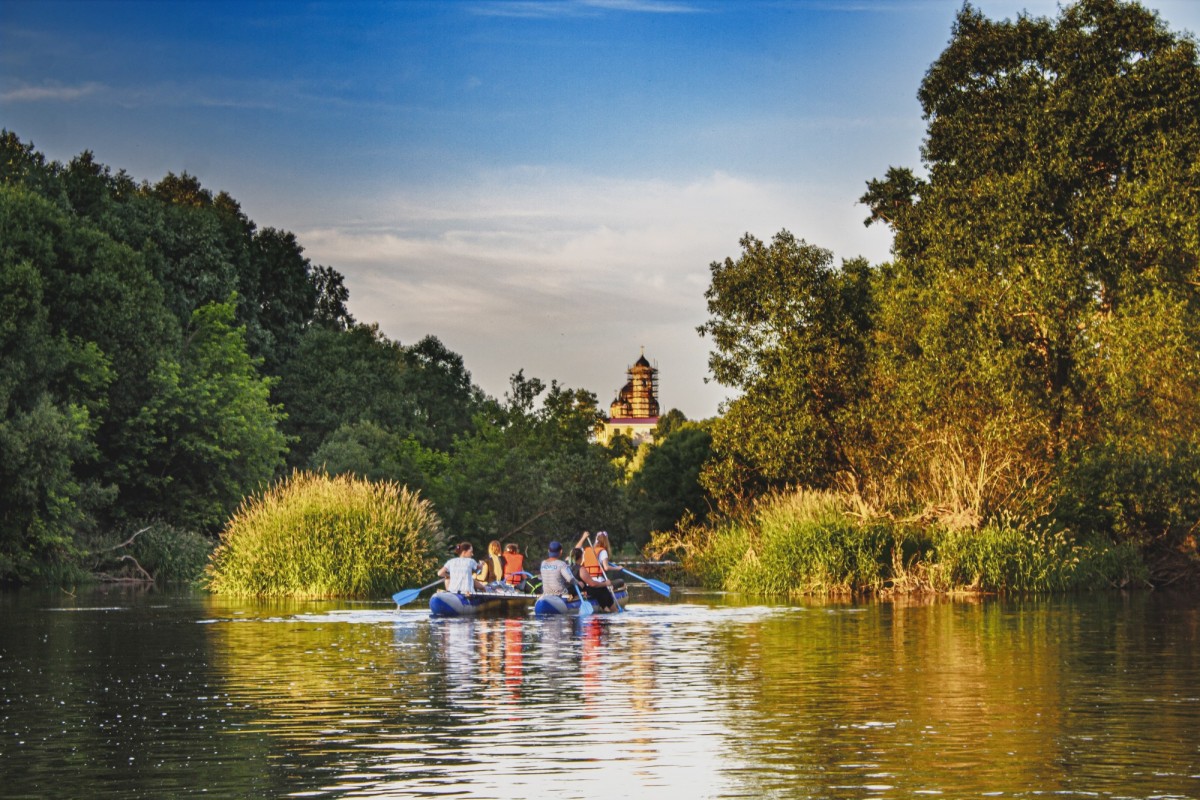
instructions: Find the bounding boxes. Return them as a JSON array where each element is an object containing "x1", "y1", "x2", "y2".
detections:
[{"x1": 439, "y1": 542, "x2": 483, "y2": 594}]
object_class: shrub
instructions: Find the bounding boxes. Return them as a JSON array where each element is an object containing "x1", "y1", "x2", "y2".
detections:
[
  {"x1": 930, "y1": 524, "x2": 1148, "y2": 593},
  {"x1": 205, "y1": 470, "x2": 444, "y2": 598},
  {"x1": 657, "y1": 487, "x2": 1149, "y2": 596},
  {"x1": 128, "y1": 523, "x2": 214, "y2": 583}
]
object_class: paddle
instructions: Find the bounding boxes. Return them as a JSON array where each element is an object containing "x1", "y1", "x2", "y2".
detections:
[
  {"x1": 585, "y1": 533, "x2": 622, "y2": 613},
  {"x1": 573, "y1": 581, "x2": 594, "y2": 617},
  {"x1": 619, "y1": 567, "x2": 671, "y2": 598},
  {"x1": 392, "y1": 579, "x2": 444, "y2": 607}
]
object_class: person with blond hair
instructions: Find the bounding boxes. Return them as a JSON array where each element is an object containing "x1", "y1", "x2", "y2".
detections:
[{"x1": 475, "y1": 539, "x2": 505, "y2": 585}]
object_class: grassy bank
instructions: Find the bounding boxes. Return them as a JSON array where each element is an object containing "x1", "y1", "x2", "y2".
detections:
[
  {"x1": 650, "y1": 489, "x2": 1149, "y2": 596},
  {"x1": 205, "y1": 470, "x2": 444, "y2": 598}
]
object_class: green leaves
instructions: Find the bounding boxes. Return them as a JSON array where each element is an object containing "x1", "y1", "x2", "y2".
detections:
[
  {"x1": 127, "y1": 297, "x2": 287, "y2": 532},
  {"x1": 860, "y1": 0, "x2": 1200, "y2": 548},
  {"x1": 699, "y1": 232, "x2": 874, "y2": 505}
]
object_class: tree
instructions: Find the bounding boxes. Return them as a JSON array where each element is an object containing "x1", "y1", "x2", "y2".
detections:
[
  {"x1": 437, "y1": 372, "x2": 620, "y2": 548},
  {"x1": 0, "y1": 249, "x2": 112, "y2": 581},
  {"x1": 274, "y1": 323, "x2": 419, "y2": 467},
  {"x1": 698, "y1": 231, "x2": 874, "y2": 507},
  {"x1": 399, "y1": 335, "x2": 487, "y2": 451},
  {"x1": 626, "y1": 421, "x2": 713, "y2": 547},
  {"x1": 862, "y1": 0, "x2": 1200, "y2": 538},
  {"x1": 125, "y1": 297, "x2": 287, "y2": 531}
]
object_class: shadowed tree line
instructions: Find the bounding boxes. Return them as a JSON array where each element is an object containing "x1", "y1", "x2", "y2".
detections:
[{"x1": 0, "y1": 135, "x2": 710, "y2": 584}]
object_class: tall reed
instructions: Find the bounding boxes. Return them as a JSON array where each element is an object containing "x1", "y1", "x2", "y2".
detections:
[
  {"x1": 205, "y1": 470, "x2": 444, "y2": 598},
  {"x1": 654, "y1": 488, "x2": 1147, "y2": 596}
]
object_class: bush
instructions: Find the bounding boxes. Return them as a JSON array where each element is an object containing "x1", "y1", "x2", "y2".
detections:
[
  {"x1": 657, "y1": 487, "x2": 1149, "y2": 596},
  {"x1": 204, "y1": 470, "x2": 444, "y2": 598},
  {"x1": 929, "y1": 524, "x2": 1147, "y2": 593},
  {"x1": 667, "y1": 490, "x2": 924, "y2": 596},
  {"x1": 128, "y1": 523, "x2": 214, "y2": 583},
  {"x1": 1055, "y1": 442, "x2": 1200, "y2": 571}
]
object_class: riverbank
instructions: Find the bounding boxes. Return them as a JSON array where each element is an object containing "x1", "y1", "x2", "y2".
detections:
[{"x1": 649, "y1": 489, "x2": 1157, "y2": 595}]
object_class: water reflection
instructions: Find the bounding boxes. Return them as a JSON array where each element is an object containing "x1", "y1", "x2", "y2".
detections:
[{"x1": 2, "y1": 589, "x2": 1199, "y2": 798}]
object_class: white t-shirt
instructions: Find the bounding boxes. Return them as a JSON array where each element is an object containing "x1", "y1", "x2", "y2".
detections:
[{"x1": 443, "y1": 556, "x2": 479, "y2": 594}]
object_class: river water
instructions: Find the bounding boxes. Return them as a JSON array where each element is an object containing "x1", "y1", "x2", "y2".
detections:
[{"x1": 2, "y1": 586, "x2": 1198, "y2": 799}]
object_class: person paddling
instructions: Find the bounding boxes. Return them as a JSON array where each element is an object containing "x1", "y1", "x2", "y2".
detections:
[
  {"x1": 439, "y1": 542, "x2": 483, "y2": 595},
  {"x1": 576, "y1": 530, "x2": 624, "y2": 589},
  {"x1": 570, "y1": 547, "x2": 617, "y2": 612},
  {"x1": 538, "y1": 541, "x2": 577, "y2": 598}
]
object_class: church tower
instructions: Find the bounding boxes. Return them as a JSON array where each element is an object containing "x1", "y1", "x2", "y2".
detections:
[{"x1": 598, "y1": 349, "x2": 660, "y2": 446}]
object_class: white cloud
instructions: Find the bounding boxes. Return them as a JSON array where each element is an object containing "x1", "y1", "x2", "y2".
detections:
[
  {"x1": 295, "y1": 167, "x2": 892, "y2": 419},
  {"x1": 1, "y1": 81, "x2": 104, "y2": 103},
  {"x1": 467, "y1": 0, "x2": 702, "y2": 18}
]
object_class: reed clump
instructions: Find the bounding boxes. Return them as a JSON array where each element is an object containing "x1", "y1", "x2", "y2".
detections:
[
  {"x1": 652, "y1": 488, "x2": 1147, "y2": 596},
  {"x1": 205, "y1": 470, "x2": 444, "y2": 598}
]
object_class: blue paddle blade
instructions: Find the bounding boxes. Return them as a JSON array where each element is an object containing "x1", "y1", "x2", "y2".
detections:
[
  {"x1": 573, "y1": 583, "x2": 594, "y2": 617},
  {"x1": 622, "y1": 568, "x2": 671, "y2": 598},
  {"x1": 393, "y1": 579, "x2": 443, "y2": 607},
  {"x1": 644, "y1": 578, "x2": 671, "y2": 597},
  {"x1": 392, "y1": 588, "x2": 422, "y2": 606}
]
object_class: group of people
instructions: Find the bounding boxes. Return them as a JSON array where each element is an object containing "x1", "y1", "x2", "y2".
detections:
[
  {"x1": 437, "y1": 531, "x2": 624, "y2": 612},
  {"x1": 538, "y1": 531, "x2": 623, "y2": 612},
  {"x1": 438, "y1": 540, "x2": 528, "y2": 594}
]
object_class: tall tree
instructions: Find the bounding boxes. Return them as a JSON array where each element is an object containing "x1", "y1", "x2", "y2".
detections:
[
  {"x1": 125, "y1": 297, "x2": 287, "y2": 531},
  {"x1": 862, "y1": 0, "x2": 1200, "y2": 535},
  {"x1": 698, "y1": 231, "x2": 874, "y2": 508}
]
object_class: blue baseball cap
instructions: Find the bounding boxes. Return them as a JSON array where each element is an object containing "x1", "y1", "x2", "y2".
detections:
[{"x1": 548, "y1": 540, "x2": 562, "y2": 555}]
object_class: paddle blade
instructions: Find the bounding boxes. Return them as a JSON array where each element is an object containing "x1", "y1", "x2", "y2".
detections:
[
  {"x1": 643, "y1": 577, "x2": 671, "y2": 598},
  {"x1": 573, "y1": 583, "x2": 594, "y2": 617},
  {"x1": 393, "y1": 579, "x2": 443, "y2": 607},
  {"x1": 392, "y1": 588, "x2": 424, "y2": 607},
  {"x1": 623, "y1": 568, "x2": 671, "y2": 598}
]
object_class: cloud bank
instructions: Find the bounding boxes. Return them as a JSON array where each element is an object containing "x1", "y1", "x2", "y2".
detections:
[{"x1": 297, "y1": 167, "x2": 893, "y2": 419}]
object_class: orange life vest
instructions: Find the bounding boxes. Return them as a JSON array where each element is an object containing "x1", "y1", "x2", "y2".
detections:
[
  {"x1": 503, "y1": 552, "x2": 525, "y2": 585},
  {"x1": 581, "y1": 546, "x2": 605, "y2": 578}
]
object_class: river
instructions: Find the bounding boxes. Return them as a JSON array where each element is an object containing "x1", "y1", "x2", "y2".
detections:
[{"x1": 2, "y1": 586, "x2": 1198, "y2": 798}]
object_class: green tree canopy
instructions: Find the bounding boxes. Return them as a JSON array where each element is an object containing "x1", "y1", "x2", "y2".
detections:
[
  {"x1": 861, "y1": 0, "x2": 1200, "y2": 534},
  {"x1": 698, "y1": 231, "x2": 874, "y2": 508}
]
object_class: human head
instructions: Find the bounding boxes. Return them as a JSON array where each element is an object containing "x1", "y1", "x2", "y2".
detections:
[
  {"x1": 571, "y1": 547, "x2": 584, "y2": 564},
  {"x1": 505, "y1": 543, "x2": 519, "y2": 554},
  {"x1": 488, "y1": 539, "x2": 502, "y2": 556},
  {"x1": 595, "y1": 531, "x2": 611, "y2": 550},
  {"x1": 455, "y1": 541, "x2": 473, "y2": 556},
  {"x1": 548, "y1": 540, "x2": 562, "y2": 558}
]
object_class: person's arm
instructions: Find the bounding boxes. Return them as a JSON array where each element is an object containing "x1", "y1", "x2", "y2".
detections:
[
  {"x1": 576, "y1": 566, "x2": 609, "y2": 588},
  {"x1": 575, "y1": 531, "x2": 590, "y2": 548}
]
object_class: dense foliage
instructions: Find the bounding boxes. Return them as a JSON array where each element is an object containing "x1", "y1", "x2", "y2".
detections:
[
  {"x1": 690, "y1": 0, "x2": 1200, "y2": 586},
  {"x1": 205, "y1": 471, "x2": 444, "y2": 598},
  {"x1": 652, "y1": 490, "x2": 1147, "y2": 595},
  {"x1": 0, "y1": 133, "x2": 660, "y2": 586}
]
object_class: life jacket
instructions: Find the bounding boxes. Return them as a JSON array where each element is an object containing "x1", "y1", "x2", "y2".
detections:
[
  {"x1": 503, "y1": 552, "x2": 525, "y2": 585},
  {"x1": 581, "y1": 546, "x2": 605, "y2": 578}
]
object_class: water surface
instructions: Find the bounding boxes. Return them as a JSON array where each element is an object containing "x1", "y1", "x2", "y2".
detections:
[{"x1": 2, "y1": 587, "x2": 1198, "y2": 798}]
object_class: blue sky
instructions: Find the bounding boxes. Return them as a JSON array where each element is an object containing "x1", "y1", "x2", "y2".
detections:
[{"x1": 4, "y1": 0, "x2": 1199, "y2": 419}]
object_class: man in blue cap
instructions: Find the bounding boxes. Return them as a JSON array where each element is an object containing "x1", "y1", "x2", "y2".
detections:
[{"x1": 539, "y1": 540, "x2": 577, "y2": 598}]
